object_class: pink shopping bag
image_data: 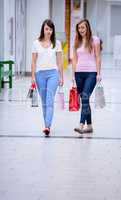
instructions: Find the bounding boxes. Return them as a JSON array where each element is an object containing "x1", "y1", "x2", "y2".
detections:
[{"x1": 57, "y1": 86, "x2": 65, "y2": 110}]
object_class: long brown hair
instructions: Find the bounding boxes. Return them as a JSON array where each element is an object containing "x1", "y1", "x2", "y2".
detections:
[
  {"x1": 74, "y1": 19, "x2": 93, "y2": 53},
  {"x1": 38, "y1": 19, "x2": 56, "y2": 48}
]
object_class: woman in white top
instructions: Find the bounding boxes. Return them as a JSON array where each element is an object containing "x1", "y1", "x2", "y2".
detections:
[{"x1": 31, "y1": 19, "x2": 63, "y2": 136}]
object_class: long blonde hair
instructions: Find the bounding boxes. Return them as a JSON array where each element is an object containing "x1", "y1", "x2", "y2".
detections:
[{"x1": 74, "y1": 19, "x2": 93, "y2": 53}]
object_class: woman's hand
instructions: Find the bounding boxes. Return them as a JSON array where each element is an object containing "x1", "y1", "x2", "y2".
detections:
[
  {"x1": 59, "y1": 77, "x2": 64, "y2": 86},
  {"x1": 72, "y1": 76, "x2": 76, "y2": 87},
  {"x1": 31, "y1": 76, "x2": 36, "y2": 84},
  {"x1": 96, "y1": 74, "x2": 102, "y2": 83}
]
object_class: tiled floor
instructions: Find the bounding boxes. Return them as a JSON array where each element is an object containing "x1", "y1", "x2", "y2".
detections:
[{"x1": 0, "y1": 55, "x2": 121, "y2": 200}]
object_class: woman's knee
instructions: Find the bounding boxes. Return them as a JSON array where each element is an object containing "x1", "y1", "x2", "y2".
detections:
[{"x1": 81, "y1": 93, "x2": 89, "y2": 104}]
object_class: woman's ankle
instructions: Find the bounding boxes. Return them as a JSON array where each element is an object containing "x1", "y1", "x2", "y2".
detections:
[
  {"x1": 80, "y1": 123, "x2": 84, "y2": 128},
  {"x1": 87, "y1": 124, "x2": 93, "y2": 129}
]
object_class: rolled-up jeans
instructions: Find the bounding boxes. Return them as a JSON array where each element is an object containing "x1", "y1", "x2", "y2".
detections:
[
  {"x1": 35, "y1": 69, "x2": 59, "y2": 128},
  {"x1": 75, "y1": 72, "x2": 97, "y2": 124}
]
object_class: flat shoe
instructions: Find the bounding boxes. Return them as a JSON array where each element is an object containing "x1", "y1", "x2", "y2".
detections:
[
  {"x1": 74, "y1": 127, "x2": 84, "y2": 134},
  {"x1": 43, "y1": 128, "x2": 50, "y2": 137},
  {"x1": 83, "y1": 128, "x2": 93, "y2": 133}
]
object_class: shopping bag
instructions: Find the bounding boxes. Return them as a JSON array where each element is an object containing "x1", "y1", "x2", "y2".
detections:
[
  {"x1": 27, "y1": 88, "x2": 33, "y2": 98},
  {"x1": 27, "y1": 82, "x2": 36, "y2": 98},
  {"x1": 27, "y1": 82, "x2": 38, "y2": 107},
  {"x1": 69, "y1": 87, "x2": 80, "y2": 111},
  {"x1": 57, "y1": 86, "x2": 65, "y2": 110},
  {"x1": 95, "y1": 82, "x2": 106, "y2": 108},
  {"x1": 31, "y1": 88, "x2": 38, "y2": 107}
]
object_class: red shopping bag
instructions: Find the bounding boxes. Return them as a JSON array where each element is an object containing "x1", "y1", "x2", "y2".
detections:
[{"x1": 69, "y1": 87, "x2": 80, "y2": 111}]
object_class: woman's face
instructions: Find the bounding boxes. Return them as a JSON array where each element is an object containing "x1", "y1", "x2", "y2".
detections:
[
  {"x1": 44, "y1": 24, "x2": 53, "y2": 38},
  {"x1": 78, "y1": 22, "x2": 87, "y2": 37}
]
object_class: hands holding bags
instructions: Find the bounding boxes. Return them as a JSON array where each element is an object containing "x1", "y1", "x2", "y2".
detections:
[{"x1": 57, "y1": 83, "x2": 80, "y2": 111}]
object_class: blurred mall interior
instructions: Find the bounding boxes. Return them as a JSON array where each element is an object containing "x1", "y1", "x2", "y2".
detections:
[
  {"x1": 0, "y1": 0, "x2": 121, "y2": 74},
  {"x1": 0, "y1": 1, "x2": 121, "y2": 200}
]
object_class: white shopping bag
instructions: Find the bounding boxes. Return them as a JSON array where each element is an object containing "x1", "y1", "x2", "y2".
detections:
[
  {"x1": 31, "y1": 88, "x2": 38, "y2": 107},
  {"x1": 95, "y1": 82, "x2": 106, "y2": 109}
]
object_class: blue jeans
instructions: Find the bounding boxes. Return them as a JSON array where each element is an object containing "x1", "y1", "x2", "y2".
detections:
[
  {"x1": 75, "y1": 72, "x2": 97, "y2": 124},
  {"x1": 35, "y1": 69, "x2": 59, "y2": 128}
]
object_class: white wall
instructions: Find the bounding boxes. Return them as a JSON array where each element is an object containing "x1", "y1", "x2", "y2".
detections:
[
  {"x1": 51, "y1": 0, "x2": 65, "y2": 34},
  {"x1": 3, "y1": 0, "x2": 15, "y2": 61},
  {"x1": 86, "y1": 0, "x2": 111, "y2": 53},
  {"x1": 70, "y1": 0, "x2": 84, "y2": 58},
  {"x1": 4, "y1": 0, "x2": 10, "y2": 60},
  {"x1": 26, "y1": 0, "x2": 50, "y2": 72},
  {"x1": 8, "y1": 0, "x2": 15, "y2": 61},
  {"x1": 106, "y1": 0, "x2": 121, "y2": 1},
  {"x1": 86, "y1": 0, "x2": 121, "y2": 53},
  {"x1": 86, "y1": 0, "x2": 97, "y2": 33},
  {"x1": 0, "y1": 0, "x2": 15, "y2": 73},
  {"x1": 0, "y1": 0, "x2": 4, "y2": 60},
  {"x1": 95, "y1": 0, "x2": 109, "y2": 52}
]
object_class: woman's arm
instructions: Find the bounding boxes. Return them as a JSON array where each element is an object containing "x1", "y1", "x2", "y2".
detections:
[
  {"x1": 31, "y1": 53, "x2": 38, "y2": 82},
  {"x1": 56, "y1": 52, "x2": 64, "y2": 86},
  {"x1": 94, "y1": 42, "x2": 102, "y2": 82},
  {"x1": 72, "y1": 47, "x2": 77, "y2": 83}
]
